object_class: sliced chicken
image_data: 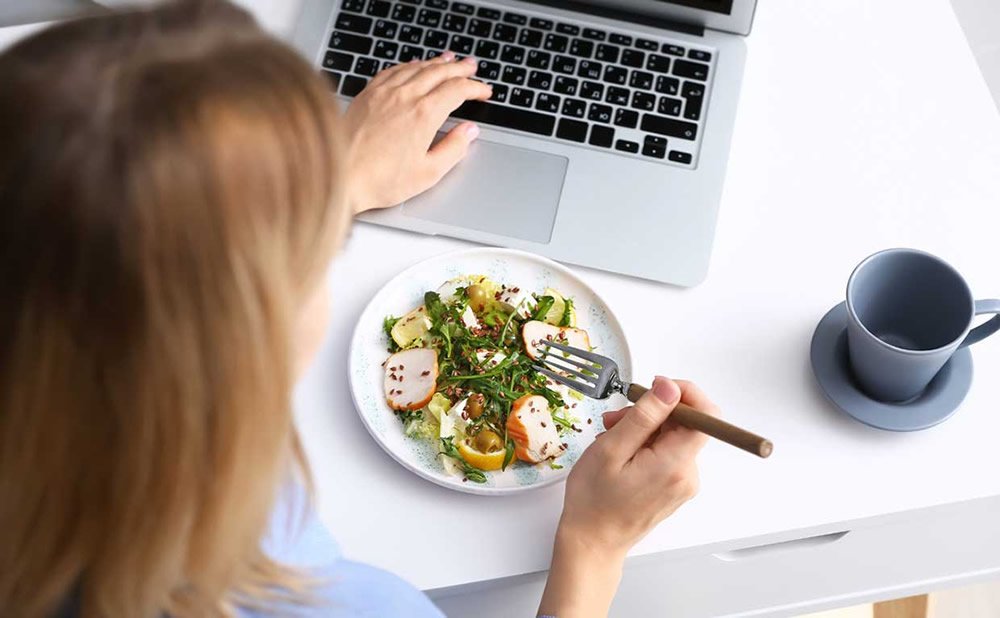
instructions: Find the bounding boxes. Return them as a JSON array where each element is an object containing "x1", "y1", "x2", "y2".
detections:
[
  {"x1": 521, "y1": 320, "x2": 591, "y2": 361},
  {"x1": 506, "y1": 395, "x2": 567, "y2": 463},
  {"x1": 384, "y1": 348, "x2": 438, "y2": 411}
]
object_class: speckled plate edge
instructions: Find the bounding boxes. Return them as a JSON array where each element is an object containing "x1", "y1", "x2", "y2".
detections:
[{"x1": 348, "y1": 248, "x2": 633, "y2": 496}]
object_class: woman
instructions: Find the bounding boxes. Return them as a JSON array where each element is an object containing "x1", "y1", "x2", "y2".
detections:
[{"x1": 0, "y1": 2, "x2": 718, "y2": 616}]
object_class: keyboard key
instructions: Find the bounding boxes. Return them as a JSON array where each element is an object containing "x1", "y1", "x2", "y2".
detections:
[
  {"x1": 673, "y1": 59, "x2": 709, "y2": 81},
  {"x1": 668, "y1": 150, "x2": 692, "y2": 163},
  {"x1": 535, "y1": 92, "x2": 560, "y2": 113},
  {"x1": 477, "y1": 60, "x2": 501, "y2": 80},
  {"x1": 631, "y1": 91, "x2": 655, "y2": 111},
  {"x1": 544, "y1": 34, "x2": 569, "y2": 53},
  {"x1": 468, "y1": 18, "x2": 492, "y2": 37},
  {"x1": 605, "y1": 86, "x2": 629, "y2": 106},
  {"x1": 662, "y1": 43, "x2": 685, "y2": 56},
  {"x1": 417, "y1": 9, "x2": 441, "y2": 27},
  {"x1": 582, "y1": 28, "x2": 606, "y2": 41},
  {"x1": 424, "y1": 29, "x2": 448, "y2": 48},
  {"x1": 503, "y1": 12, "x2": 527, "y2": 25},
  {"x1": 336, "y1": 13, "x2": 373, "y2": 34},
  {"x1": 561, "y1": 98, "x2": 586, "y2": 118},
  {"x1": 366, "y1": 0, "x2": 391, "y2": 18},
  {"x1": 373, "y1": 40, "x2": 398, "y2": 59},
  {"x1": 519, "y1": 29, "x2": 543, "y2": 48},
  {"x1": 475, "y1": 39, "x2": 500, "y2": 59},
  {"x1": 658, "y1": 96, "x2": 682, "y2": 116},
  {"x1": 556, "y1": 118, "x2": 588, "y2": 142},
  {"x1": 580, "y1": 80, "x2": 603, "y2": 100},
  {"x1": 589, "y1": 124, "x2": 614, "y2": 147},
  {"x1": 642, "y1": 140, "x2": 666, "y2": 159},
  {"x1": 528, "y1": 70, "x2": 553, "y2": 90},
  {"x1": 689, "y1": 49, "x2": 711, "y2": 62},
  {"x1": 355, "y1": 56, "x2": 380, "y2": 75},
  {"x1": 489, "y1": 82, "x2": 508, "y2": 103},
  {"x1": 453, "y1": 2, "x2": 475, "y2": 15},
  {"x1": 614, "y1": 108, "x2": 638, "y2": 128},
  {"x1": 449, "y1": 35, "x2": 474, "y2": 54},
  {"x1": 501, "y1": 45, "x2": 525, "y2": 64},
  {"x1": 501, "y1": 65, "x2": 526, "y2": 85},
  {"x1": 588, "y1": 102, "x2": 612, "y2": 124},
  {"x1": 442, "y1": 14, "x2": 467, "y2": 32},
  {"x1": 392, "y1": 4, "x2": 416, "y2": 22},
  {"x1": 556, "y1": 23, "x2": 580, "y2": 36},
  {"x1": 341, "y1": 74, "x2": 368, "y2": 96},
  {"x1": 426, "y1": 50, "x2": 443, "y2": 59},
  {"x1": 399, "y1": 0, "x2": 419, "y2": 4},
  {"x1": 577, "y1": 60, "x2": 602, "y2": 80},
  {"x1": 655, "y1": 75, "x2": 680, "y2": 95},
  {"x1": 594, "y1": 44, "x2": 619, "y2": 63},
  {"x1": 615, "y1": 139, "x2": 639, "y2": 153},
  {"x1": 323, "y1": 70, "x2": 342, "y2": 89},
  {"x1": 493, "y1": 23, "x2": 518, "y2": 42},
  {"x1": 526, "y1": 50, "x2": 551, "y2": 69},
  {"x1": 569, "y1": 39, "x2": 593, "y2": 58},
  {"x1": 342, "y1": 0, "x2": 365, "y2": 13},
  {"x1": 530, "y1": 18, "x2": 554, "y2": 30},
  {"x1": 476, "y1": 6, "x2": 501, "y2": 20},
  {"x1": 510, "y1": 87, "x2": 534, "y2": 107},
  {"x1": 681, "y1": 81, "x2": 704, "y2": 120},
  {"x1": 427, "y1": 0, "x2": 448, "y2": 9},
  {"x1": 609, "y1": 33, "x2": 632, "y2": 46},
  {"x1": 373, "y1": 19, "x2": 397, "y2": 38},
  {"x1": 451, "y1": 100, "x2": 556, "y2": 135},
  {"x1": 323, "y1": 50, "x2": 353, "y2": 71},
  {"x1": 399, "y1": 24, "x2": 423, "y2": 43},
  {"x1": 646, "y1": 54, "x2": 671, "y2": 73},
  {"x1": 602, "y1": 65, "x2": 627, "y2": 85},
  {"x1": 629, "y1": 70, "x2": 653, "y2": 90},
  {"x1": 640, "y1": 113, "x2": 698, "y2": 140},
  {"x1": 399, "y1": 45, "x2": 423, "y2": 61},
  {"x1": 330, "y1": 31, "x2": 373, "y2": 55},
  {"x1": 621, "y1": 49, "x2": 644, "y2": 68},
  {"x1": 553, "y1": 75, "x2": 578, "y2": 96},
  {"x1": 636, "y1": 38, "x2": 657, "y2": 50},
  {"x1": 552, "y1": 55, "x2": 576, "y2": 74}
]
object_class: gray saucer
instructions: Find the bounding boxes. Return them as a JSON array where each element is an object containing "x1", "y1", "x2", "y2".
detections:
[{"x1": 810, "y1": 302, "x2": 974, "y2": 431}]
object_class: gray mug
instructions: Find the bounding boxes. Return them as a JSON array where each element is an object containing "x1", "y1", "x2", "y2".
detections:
[{"x1": 846, "y1": 248, "x2": 1000, "y2": 402}]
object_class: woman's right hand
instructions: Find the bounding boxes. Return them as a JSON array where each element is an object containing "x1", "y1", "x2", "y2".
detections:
[
  {"x1": 339, "y1": 52, "x2": 492, "y2": 214},
  {"x1": 538, "y1": 377, "x2": 718, "y2": 618}
]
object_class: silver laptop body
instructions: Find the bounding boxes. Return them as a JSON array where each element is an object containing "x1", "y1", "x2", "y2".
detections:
[{"x1": 291, "y1": 0, "x2": 754, "y2": 285}]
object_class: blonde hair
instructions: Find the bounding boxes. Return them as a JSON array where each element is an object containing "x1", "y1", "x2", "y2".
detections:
[{"x1": 0, "y1": 2, "x2": 350, "y2": 615}]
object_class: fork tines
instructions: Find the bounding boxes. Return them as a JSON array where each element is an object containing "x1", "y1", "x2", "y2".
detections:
[{"x1": 533, "y1": 340, "x2": 605, "y2": 397}]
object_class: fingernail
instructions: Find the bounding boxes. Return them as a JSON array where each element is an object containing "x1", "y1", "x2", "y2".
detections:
[
  {"x1": 465, "y1": 123, "x2": 480, "y2": 140},
  {"x1": 462, "y1": 55, "x2": 477, "y2": 63},
  {"x1": 652, "y1": 377, "x2": 681, "y2": 405},
  {"x1": 441, "y1": 51, "x2": 455, "y2": 61}
]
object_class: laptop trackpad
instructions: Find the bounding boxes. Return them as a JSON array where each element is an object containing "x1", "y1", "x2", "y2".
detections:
[{"x1": 402, "y1": 140, "x2": 567, "y2": 244}]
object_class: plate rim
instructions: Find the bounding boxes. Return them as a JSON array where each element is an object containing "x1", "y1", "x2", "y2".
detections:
[{"x1": 348, "y1": 247, "x2": 633, "y2": 496}]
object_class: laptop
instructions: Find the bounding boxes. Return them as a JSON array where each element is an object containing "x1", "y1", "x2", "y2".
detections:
[{"x1": 290, "y1": 0, "x2": 754, "y2": 286}]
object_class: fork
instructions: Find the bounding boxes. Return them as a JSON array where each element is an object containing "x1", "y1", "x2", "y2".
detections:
[{"x1": 534, "y1": 340, "x2": 773, "y2": 459}]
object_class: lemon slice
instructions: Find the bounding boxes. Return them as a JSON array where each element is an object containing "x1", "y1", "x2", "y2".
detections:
[
  {"x1": 540, "y1": 288, "x2": 567, "y2": 326},
  {"x1": 457, "y1": 439, "x2": 506, "y2": 471},
  {"x1": 391, "y1": 306, "x2": 432, "y2": 348}
]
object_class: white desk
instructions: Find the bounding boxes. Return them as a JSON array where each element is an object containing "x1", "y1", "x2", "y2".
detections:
[{"x1": 5, "y1": 0, "x2": 1000, "y2": 615}]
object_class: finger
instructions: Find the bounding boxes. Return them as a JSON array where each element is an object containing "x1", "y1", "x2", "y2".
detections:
[
  {"x1": 653, "y1": 380, "x2": 720, "y2": 460},
  {"x1": 600, "y1": 376, "x2": 681, "y2": 465},
  {"x1": 423, "y1": 121, "x2": 480, "y2": 182},
  {"x1": 403, "y1": 55, "x2": 479, "y2": 96},
  {"x1": 601, "y1": 408, "x2": 628, "y2": 430},
  {"x1": 423, "y1": 76, "x2": 492, "y2": 121},
  {"x1": 372, "y1": 52, "x2": 456, "y2": 88}
]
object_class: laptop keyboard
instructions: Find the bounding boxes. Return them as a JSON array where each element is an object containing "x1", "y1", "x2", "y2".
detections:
[{"x1": 321, "y1": 0, "x2": 716, "y2": 168}]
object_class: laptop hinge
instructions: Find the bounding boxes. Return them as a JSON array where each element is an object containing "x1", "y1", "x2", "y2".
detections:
[{"x1": 524, "y1": 0, "x2": 705, "y2": 37}]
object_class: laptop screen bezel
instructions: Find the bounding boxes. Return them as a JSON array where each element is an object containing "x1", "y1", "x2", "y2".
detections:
[{"x1": 521, "y1": 0, "x2": 757, "y2": 36}]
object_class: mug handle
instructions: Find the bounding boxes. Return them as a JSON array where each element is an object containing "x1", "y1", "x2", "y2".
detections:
[{"x1": 960, "y1": 299, "x2": 1000, "y2": 348}]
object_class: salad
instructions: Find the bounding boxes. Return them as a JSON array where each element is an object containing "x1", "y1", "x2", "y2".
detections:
[{"x1": 381, "y1": 275, "x2": 592, "y2": 483}]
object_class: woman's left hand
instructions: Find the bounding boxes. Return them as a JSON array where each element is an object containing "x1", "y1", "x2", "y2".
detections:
[{"x1": 340, "y1": 52, "x2": 492, "y2": 214}]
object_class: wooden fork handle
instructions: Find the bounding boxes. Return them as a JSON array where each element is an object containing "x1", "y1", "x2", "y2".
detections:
[{"x1": 626, "y1": 384, "x2": 774, "y2": 459}]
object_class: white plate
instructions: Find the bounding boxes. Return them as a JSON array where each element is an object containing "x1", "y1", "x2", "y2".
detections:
[{"x1": 349, "y1": 248, "x2": 633, "y2": 496}]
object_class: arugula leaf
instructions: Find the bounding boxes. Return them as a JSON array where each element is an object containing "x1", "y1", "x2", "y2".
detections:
[
  {"x1": 440, "y1": 436, "x2": 488, "y2": 483},
  {"x1": 502, "y1": 438, "x2": 515, "y2": 471},
  {"x1": 531, "y1": 295, "x2": 555, "y2": 321},
  {"x1": 549, "y1": 461, "x2": 564, "y2": 470}
]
